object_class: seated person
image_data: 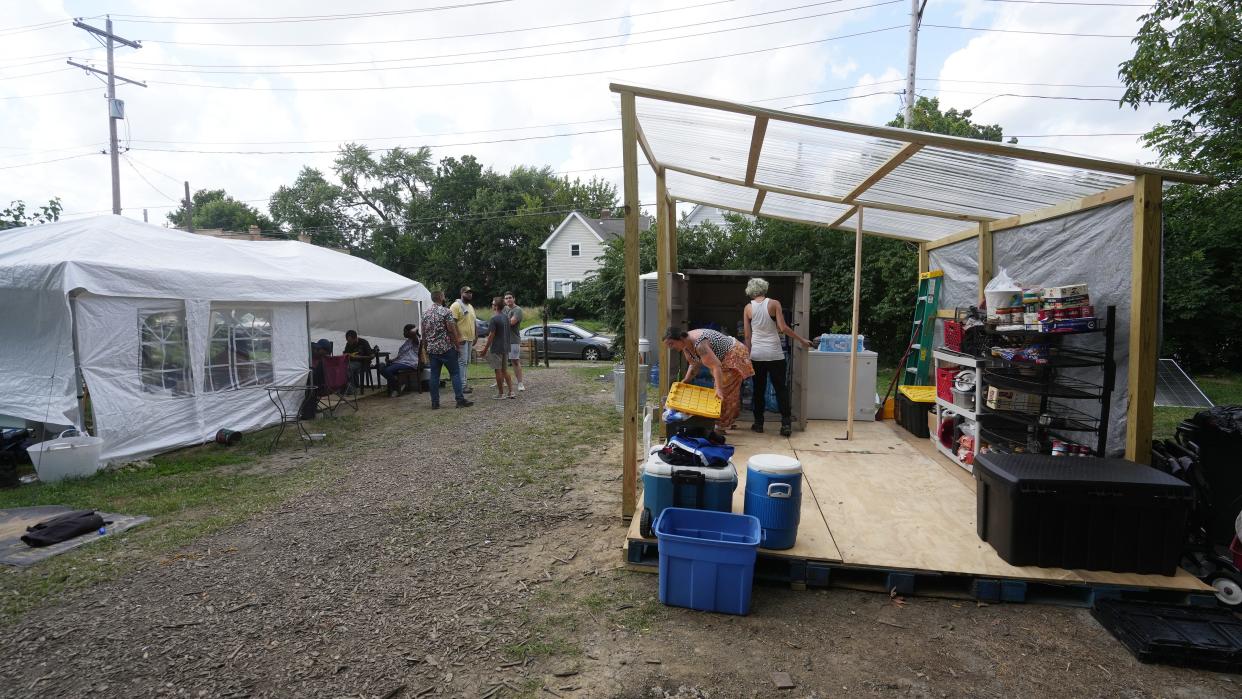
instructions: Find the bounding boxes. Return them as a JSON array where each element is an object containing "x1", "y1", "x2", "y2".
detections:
[
  {"x1": 310, "y1": 338, "x2": 332, "y2": 387},
  {"x1": 381, "y1": 324, "x2": 420, "y2": 397},
  {"x1": 342, "y1": 330, "x2": 373, "y2": 390}
]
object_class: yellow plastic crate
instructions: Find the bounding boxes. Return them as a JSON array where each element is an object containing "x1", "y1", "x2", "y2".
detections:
[
  {"x1": 897, "y1": 385, "x2": 936, "y2": 403},
  {"x1": 666, "y1": 381, "x2": 722, "y2": 419}
]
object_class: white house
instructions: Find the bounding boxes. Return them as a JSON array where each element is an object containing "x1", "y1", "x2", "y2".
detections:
[
  {"x1": 682, "y1": 204, "x2": 751, "y2": 228},
  {"x1": 540, "y1": 210, "x2": 650, "y2": 298}
]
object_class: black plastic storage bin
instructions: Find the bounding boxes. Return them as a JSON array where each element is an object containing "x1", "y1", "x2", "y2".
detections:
[
  {"x1": 895, "y1": 391, "x2": 931, "y2": 438},
  {"x1": 1176, "y1": 407, "x2": 1242, "y2": 546},
  {"x1": 974, "y1": 453, "x2": 1192, "y2": 575}
]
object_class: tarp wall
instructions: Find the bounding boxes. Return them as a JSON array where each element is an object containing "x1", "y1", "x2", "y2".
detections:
[{"x1": 928, "y1": 199, "x2": 1135, "y2": 456}]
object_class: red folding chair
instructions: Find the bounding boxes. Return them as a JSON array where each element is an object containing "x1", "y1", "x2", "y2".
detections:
[{"x1": 316, "y1": 355, "x2": 358, "y2": 416}]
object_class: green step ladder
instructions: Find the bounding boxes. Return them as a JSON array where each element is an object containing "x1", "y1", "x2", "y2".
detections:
[{"x1": 901, "y1": 270, "x2": 943, "y2": 386}]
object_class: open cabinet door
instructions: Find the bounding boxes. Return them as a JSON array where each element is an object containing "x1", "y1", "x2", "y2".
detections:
[{"x1": 792, "y1": 272, "x2": 810, "y2": 431}]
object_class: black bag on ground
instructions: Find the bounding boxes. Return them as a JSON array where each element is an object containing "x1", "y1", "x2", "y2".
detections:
[{"x1": 21, "y1": 509, "x2": 104, "y2": 547}]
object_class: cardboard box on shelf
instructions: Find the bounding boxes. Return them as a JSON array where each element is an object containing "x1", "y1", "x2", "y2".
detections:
[
  {"x1": 1043, "y1": 283, "x2": 1088, "y2": 299},
  {"x1": 987, "y1": 386, "x2": 1041, "y2": 413}
]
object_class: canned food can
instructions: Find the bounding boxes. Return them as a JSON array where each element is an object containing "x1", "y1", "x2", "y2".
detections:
[{"x1": 215, "y1": 428, "x2": 242, "y2": 446}]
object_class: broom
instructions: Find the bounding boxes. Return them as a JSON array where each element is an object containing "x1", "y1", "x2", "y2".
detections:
[{"x1": 875, "y1": 337, "x2": 916, "y2": 421}]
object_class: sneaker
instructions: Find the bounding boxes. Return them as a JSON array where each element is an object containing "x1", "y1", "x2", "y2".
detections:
[
  {"x1": 456, "y1": 399, "x2": 474, "y2": 408},
  {"x1": 490, "y1": 382, "x2": 498, "y2": 388},
  {"x1": 491, "y1": 394, "x2": 507, "y2": 400},
  {"x1": 517, "y1": 382, "x2": 525, "y2": 392},
  {"x1": 750, "y1": 423, "x2": 764, "y2": 433},
  {"x1": 780, "y1": 424, "x2": 792, "y2": 437}
]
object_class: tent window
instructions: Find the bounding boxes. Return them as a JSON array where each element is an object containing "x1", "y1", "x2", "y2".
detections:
[
  {"x1": 140, "y1": 310, "x2": 191, "y2": 396},
  {"x1": 204, "y1": 307, "x2": 274, "y2": 392}
]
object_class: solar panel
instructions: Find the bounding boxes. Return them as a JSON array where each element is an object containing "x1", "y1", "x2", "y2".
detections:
[{"x1": 1154, "y1": 359, "x2": 1214, "y2": 408}]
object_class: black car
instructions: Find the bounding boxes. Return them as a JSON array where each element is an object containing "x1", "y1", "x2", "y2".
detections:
[{"x1": 520, "y1": 323, "x2": 614, "y2": 360}]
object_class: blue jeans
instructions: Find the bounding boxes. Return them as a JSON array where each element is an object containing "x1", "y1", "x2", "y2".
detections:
[
  {"x1": 382, "y1": 361, "x2": 417, "y2": 391},
  {"x1": 429, "y1": 347, "x2": 465, "y2": 406},
  {"x1": 458, "y1": 340, "x2": 472, "y2": 387}
]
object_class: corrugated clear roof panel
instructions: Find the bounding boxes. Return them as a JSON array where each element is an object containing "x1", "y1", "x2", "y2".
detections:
[
  {"x1": 665, "y1": 169, "x2": 758, "y2": 214},
  {"x1": 759, "y1": 192, "x2": 854, "y2": 226},
  {"x1": 841, "y1": 207, "x2": 971, "y2": 242},
  {"x1": 636, "y1": 97, "x2": 753, "y2": 181},
  {"x1": 861, "y1": 146, "x2": 1133, "y2": 218},
  {"x1": 755, "y1": 120, "x2": 907, "y2": 199}
]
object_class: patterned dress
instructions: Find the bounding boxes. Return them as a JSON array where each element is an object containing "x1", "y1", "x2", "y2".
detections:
[{"x1": 685, "y1": 329, "x2": 754, "y2": 431}]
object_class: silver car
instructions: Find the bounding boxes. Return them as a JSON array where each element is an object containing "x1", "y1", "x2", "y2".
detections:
[{"x1": 520, "y1": 323, "x2": 614, "y2": 361}]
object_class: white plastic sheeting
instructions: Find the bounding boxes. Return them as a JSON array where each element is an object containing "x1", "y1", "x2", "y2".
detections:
[
  {"x1": 0, "y1": 215, "x2": 430, "y2": 463},
  {"x1": 928, "y1": 201, "x2": 1134, "y2": 456}
]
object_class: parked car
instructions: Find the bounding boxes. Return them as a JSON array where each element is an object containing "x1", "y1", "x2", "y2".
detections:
[{"x1": 520, "y1": 323, "x2": 613, "y2": 361}]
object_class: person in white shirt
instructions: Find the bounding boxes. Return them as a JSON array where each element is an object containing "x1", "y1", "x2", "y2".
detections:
[{"x1": 742, "y1": 277, "x2": 812, "y2": 437}]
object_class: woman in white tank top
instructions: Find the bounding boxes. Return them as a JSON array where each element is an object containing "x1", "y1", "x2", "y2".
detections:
[{"x1": 743, "y1": 278, "x2": 812, "y2": 437}]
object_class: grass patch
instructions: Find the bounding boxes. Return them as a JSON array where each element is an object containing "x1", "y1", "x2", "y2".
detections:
[
  {"x1": 0, "y1": 417, "x2": 361, "y2": 622},
  {"x1": 1153, "y1": 371, "x2": 1242, "y2": 441}
]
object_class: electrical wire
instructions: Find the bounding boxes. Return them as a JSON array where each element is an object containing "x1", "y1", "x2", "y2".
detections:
[
  {"x1": 923, "y1": 24, "x2": 1133, "y2": 38},
  {"x1": 782, "y1": 89, "x2": 902, "y2": 109},
  {"x1": 122, "y1": 155, "x2": 178, "y2": 202},
  {"x1": 0, "y1": 152, "x2": 101, "y2": 170},
  {"x1": 123, "y1": 153, "x2": 183, "y2": 184},
  {"x1": 113, "y1": 0, "x2": 892, "y2": 74},
  {"x1": 980, "y1": 0, "x2": 1151, "y2": 6},
  {"x1": 0, "y1": 87, "x2": 98, "y2": 100},
  {"x1": 130, "y1": 128, "x2": 622, "y2": 155},
  {"x1": 111, "y1": 1, "x2": 519, "y2": 25},
  {"x1": 0, "y1": 45, "x2": 103, "y2": 66},
  {"x1": 144, "y1": 25, "x2": 907, "y2": 92},
  {"x1": 139, "y1": 0, "x2": 739, "y2": 47}
]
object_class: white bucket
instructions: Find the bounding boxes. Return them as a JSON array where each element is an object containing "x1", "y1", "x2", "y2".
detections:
[{"x1": 26, "y1": 431, "x2": 104, "y2": 483}]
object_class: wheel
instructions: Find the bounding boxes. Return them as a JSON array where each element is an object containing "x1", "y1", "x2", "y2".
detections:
[
  {"x1": 640, "y1": 508, "x2": 653, "y2": 539},
  {"x1": 583, "y1": 346, "x2": 601, "y2": 361},
  {"x1": 1210, "y1": 572, "x2": 1242, "y2": 607}
]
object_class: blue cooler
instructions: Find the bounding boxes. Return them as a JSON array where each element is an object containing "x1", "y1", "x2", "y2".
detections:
[
  {"x1": 640, "y1": 450, "x2": 737, "y2": 538},
  {"x1": 743, "y1": 454, "x2": 802, "y2": 550}
]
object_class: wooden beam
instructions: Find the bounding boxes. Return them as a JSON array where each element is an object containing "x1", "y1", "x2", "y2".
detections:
[
  {"x1": 752, "y1": 188, "x2": 766, "y2": 216},
  {"x1": 744, "y1": 116, "x2": 768, "y2": 186},
  {"x1": 917, "y1": 242, "x2": 928, "y2": 276},
  {"x1": 843, "y1": 143, "x2": 923, "y2": 202},
  {"x1": 635, "y1": 121, "x2": 659, "y2": 173},
  {"x1": 663, "y1": 163, "x2": 991, "y2": 223},
  {"x1": 846, "y1": 206, "x2": 864, "y2": 440},
  {"x1": 670, "y1": 195, "x2": 928, "y2": 243},
  {"x1": 668, "y1": 197, "x2": 679, "y2": 271},
  {"x1": 610, "y1": 83, "x2": 1213, "y2": 185},
  {"x1": 925, "y1": 226, "x2": 981, "y2": 251},
  {"x1": 926, "y1": 182, "x2": 1139, "y2": 249},
  {"x1": 828, "y1": 205, "x2": 857, "y2": 230},
  {"x1": 656, "y1": 170, "x2": 673, "y2": 435},
  {"x1": 1126, "y1": 174, "x2": 1162, "y2": 464},
  {"x1": 620, "y1": 92, "x2": 641, "y2": 519},
  {"x1": 977, "y1": 221, "x2": 992, "y2": 305}
]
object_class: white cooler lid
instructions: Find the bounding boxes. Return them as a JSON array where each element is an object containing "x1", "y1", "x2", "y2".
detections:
[
  {"x1": 747, "y1": 453, "x2": 801, "y2": 475},
  {"x1": 643, "y1": 454, "x2": 736, "y2": 481}
]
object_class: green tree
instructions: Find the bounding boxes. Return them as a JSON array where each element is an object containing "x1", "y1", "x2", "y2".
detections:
[
  {"x1": 1, "y1": 197, "x2": 62, "y2": 230},
  {"x1": 1119, "y1": 0, "x2": 1242, "y2": 368},
  {"x1": 167, "y1": 189, "x2": 273, "y2": 232},
  {"x1": 269, "y1": 167, "x2": 354, "y2": 250},
  {"x1": 887, "y1": 96, "x2": 1014, "y2": 143}
]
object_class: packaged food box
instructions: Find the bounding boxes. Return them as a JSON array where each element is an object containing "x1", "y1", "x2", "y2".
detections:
[
  {"x1": 1044, "y1": 283, "x2": 1088, "y2": 299},
  {"x1": 1042, "y1": 294, "x2": 1091, "y2": 310},
  {"x1": 1040, "y1": 317, "x2": 1099, "y2": 333},
  {"x1": 1038, "y1": 305, "x2": 1094, "y2": 321},
  {"x1": 987, "y1": 386, "x2": 1041, "y2": 413}
]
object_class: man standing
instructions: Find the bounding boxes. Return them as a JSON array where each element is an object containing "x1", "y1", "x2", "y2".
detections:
[
  {"x1": 421, "y1": 291, "x2": 473, "y2": 409},
  {"x1": 449, "y1": 286, "x2": 477, "y2": 394},
  {"x1": 503, "y1": 291, "x2": 526, "y2": 392},
  {"x1": 381, "y1": 324, "x2": 420, "y2": 397},
  {"x1": 482, "y1": 296, "x2": 515, "y2": 400}
]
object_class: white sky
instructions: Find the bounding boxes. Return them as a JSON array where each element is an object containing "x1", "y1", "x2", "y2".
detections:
[{"x1": 0, "y1": 0, "x2": 1173, "y2": 224}]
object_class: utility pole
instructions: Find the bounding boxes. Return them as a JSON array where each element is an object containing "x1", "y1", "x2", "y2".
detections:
[
  {"x1": 905, "y1": 0, "x2": 926, "y2": 129},
  {"x1": 183, "y1": 181, "x2": 194, "y2": 233},
  {"x1": 69, "y1": 16, "x2": 145, "y2": 215}
]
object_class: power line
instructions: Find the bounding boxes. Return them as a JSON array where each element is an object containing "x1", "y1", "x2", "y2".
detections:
[
  {"x1": 122, "y1": 154, "x2": 177, "y2": 201},
  {"x1": 0, "y1": 86, "x2": 98, "y2": 100},
  {"x1": 924, "y1": 24, "x2": 1132, "y2": 38},
  {"x1": 1009, "y1": 132, "x2": 1144, "y2": 137},
  {"x1": 139, "y1": 0, "x2": 739, "y2": 47},
  {"x1": 0, "y1": 152, "x2": 101, "y2": 170},
  {"x1": 981, "y1": 1, "x2": 1151, "y2": 6},
  {"x1": 783, "y1": 89, "x2": 902, "y2": 109},
  {"x1": 113, "y1": 0, "x2": 886, "y2": 73},
  {"x1": 126, "y1": 118, "x2": 619, "y2": 146},
  {"x1": 145, "y1": 25, "x2": 907, "y2": 92},
  {"x1": 0, "y1": 45, "x2": 103, "y2": 66},
  {"x1": 111, "y1": 1, "x2": 519, "y2": 25},
  {"x1": 130, "y1": 128, "x2": 622, "y2": 156}
]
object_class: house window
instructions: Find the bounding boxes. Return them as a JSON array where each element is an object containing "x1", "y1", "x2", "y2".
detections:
[
  {"x1": 554, "y1": 281, "x2": 564, "y2": 299},
  {"x1": 204, "y1": 307, "x2": 274, "y2": 392},
  {"x1": 139, "y1": 309, "x2": 190, "y2": 396},
  {"x1": 570, "y1": 244, "x2": 580, "y2": 257},
  {"x1": 563, "y1": 281, "x2": 574, "y2": 294}
]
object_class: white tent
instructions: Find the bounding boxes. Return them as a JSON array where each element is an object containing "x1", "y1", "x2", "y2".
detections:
[{"x1": 0, "y1": 215, "x2": 430, "y2": 463}]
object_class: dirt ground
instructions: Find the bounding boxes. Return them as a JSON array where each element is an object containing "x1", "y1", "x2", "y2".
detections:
[{"x1": 1, "y1": 367, "x2": 1238, "y2": 698}]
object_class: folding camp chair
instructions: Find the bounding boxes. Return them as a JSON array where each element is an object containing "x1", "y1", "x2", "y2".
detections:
[{"x1": 315, "y1": 355, "x2": 358, "y2": 416}]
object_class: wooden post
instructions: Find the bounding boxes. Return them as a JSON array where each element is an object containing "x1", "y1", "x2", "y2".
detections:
[
  {"x1": 621, "y1": 91, "x2": 641, "y2": 519},
  {"x1": 656, "y1": 171, "x2": 672, "y2": 431},
  {"x1": 668, "y1": 197, "x2": 679, "y2": 270},
  {"x1": 917, "y1": 242, "x2": 928, "y2": 276},
  {"x1": 1126, "y1": 175, "x2": 1161, "y2": 463},
  {"x1": 977, "y1": 220, "x2": 992, "y2": 305},
  {"x1": 846, "y1": 207, "x2": 864, "y2": 440}
]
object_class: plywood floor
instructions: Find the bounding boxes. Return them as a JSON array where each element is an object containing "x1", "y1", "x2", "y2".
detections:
[{"x1": 627, "y1": 420, "x2": 1210, "y2": 593}]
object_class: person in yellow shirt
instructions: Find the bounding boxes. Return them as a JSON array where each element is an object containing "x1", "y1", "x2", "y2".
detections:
[{"x1": 449, "y1": 286, "x2": 477, "y2": 393}]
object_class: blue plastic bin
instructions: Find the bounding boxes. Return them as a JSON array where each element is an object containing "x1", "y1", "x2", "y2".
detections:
[
  {"x1": 743, "y1": 454, "x2": 803, "y2": 550},
  {"x1": 654, "y1": 507, "x2": 761, "y2": 615}
]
